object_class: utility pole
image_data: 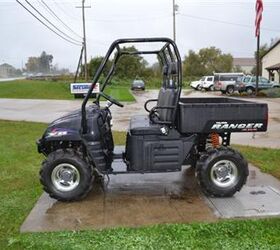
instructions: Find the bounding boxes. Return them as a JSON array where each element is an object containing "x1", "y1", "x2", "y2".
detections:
[
  {"x1": 172, "y1": 0, "x2": 179, "y2": 42},
  {"x1": 76, "y1": 0, "x2": 91, "y2": 81}
]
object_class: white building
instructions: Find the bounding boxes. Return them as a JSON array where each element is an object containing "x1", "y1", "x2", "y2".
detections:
[{"x1": 262, "y1": 40, "x2": 280, "y2": 83}]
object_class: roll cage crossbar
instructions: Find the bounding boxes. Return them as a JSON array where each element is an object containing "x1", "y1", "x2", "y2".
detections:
[{"x1": 81, "y1": 37, "x2": 182, "y2": 134}]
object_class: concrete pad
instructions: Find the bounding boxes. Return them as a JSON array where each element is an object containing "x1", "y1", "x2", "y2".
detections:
[
  {"x1": 21, "y1": 163, "x2": 280, "y2": 232},
  {"x1": 206, "y1": 165, "x2": 280, "y2": 218},
  {"x1": 207, "y1": 186, "x2": 280, "y2": 218},
  {"x1": 21, "y1": 166, "x2": 216, "y2": 233}
]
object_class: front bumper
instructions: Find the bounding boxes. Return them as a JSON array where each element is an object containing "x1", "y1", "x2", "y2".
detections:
[{"x1": 36, "y1": 139, "x2": 43, "y2": 153}]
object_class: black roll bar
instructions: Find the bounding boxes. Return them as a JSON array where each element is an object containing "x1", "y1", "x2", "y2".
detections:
[{"x1": 81, "y1": 37, "x2": 182, "y2": 134}]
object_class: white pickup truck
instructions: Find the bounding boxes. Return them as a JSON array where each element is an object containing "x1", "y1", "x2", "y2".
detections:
[
  {"x1": 190, "y1": 76, "x2": 214, "y2": 91},
  {"x1": 201, "y1": 76, "x2": 214, "y2": 91}
]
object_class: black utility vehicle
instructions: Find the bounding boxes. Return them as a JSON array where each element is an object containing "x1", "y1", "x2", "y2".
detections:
[{"x1": 37, "y1": 38, "x2": 268, "y2": 201}]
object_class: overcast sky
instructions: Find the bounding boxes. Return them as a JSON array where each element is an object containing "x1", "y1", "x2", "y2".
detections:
[{"x1": 0, "y1": 0, "x2": 279, "y2": 71}]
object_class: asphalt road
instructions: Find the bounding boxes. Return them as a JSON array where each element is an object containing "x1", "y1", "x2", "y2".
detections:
[{"x1": 0, "y1": 90, "x2": 279, "y2": 148}]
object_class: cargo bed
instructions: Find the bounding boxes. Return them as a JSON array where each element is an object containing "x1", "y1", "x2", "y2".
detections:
[{"x1": 178, "y1": 97, "x2": 268, "y2": 133}]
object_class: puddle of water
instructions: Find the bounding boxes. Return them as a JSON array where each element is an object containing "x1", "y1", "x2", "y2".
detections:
[{"x1": 21, "y1": 167, "x2": 216, "y2": 232}]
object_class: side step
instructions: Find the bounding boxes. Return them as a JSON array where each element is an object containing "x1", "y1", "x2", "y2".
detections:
[
  {"x1": 113, "y1": 145, "x2": 125, "y2": 160},
  {"x1": 112, "y1": 145, "x2": 127, "y2": 173}
]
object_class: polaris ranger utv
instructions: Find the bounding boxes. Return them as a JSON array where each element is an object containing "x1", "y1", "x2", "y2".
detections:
[{"x1": 37, "y1": 38, "x2": 268, "y2": 201}]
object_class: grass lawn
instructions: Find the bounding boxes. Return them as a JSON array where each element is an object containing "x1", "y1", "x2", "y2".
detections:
[
  {"x1": 0, "y1": 120, "x2": 280, "y2": 249},
  {"x1": 0, "y1": 80, "x2": 135, "y2": 102},
  {"x1": 233, "y1": 145, "x2": 280, "y2": 179}
]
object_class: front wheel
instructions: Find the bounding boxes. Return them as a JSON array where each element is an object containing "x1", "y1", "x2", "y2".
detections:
[
  {"x1": 246, "y1": 87, "x2": 254, "y2": 95},
  {"x1": 196, "y1": 147, "x2": 248, "y2": 197},
  {"x1": 40, "y1": 149, "x2": 94, "y2": 201}
]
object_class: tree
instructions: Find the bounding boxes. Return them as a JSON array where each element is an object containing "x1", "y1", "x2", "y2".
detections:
[
  {"x1": 198, "y1": 47, "x2": 233, "y2": 74},
  {"x1": 183, "y1": 47, "x2": 233, "y2": 77},
  {"x1": 115, "y1": 46, "x2": 147, "y2": 79},
  {"x1": 183, "y1": 50, "x2": 205, "y2": 77},
  {"x1": 25, "y1": 51, "x2": 53, "y2": 73},
  {"x1": 88, "y1": 56, "x2": 112, "y2": 78},
  {"x1": 25, "y1": 57, "x2": 40, "y2": 73},
  {"x1": 84, "y1": 47, "x2": 148, "y2": 81},
  {"x1": 251, "y1": 43, "x2": 269, "y2": 75},
  {"x1": 39, "y1": 51, "x2": 53, "y2": 73}
]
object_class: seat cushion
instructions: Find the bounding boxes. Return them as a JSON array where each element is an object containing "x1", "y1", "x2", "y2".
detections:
[{"x1": 130, "y1": 115, "x2": 162, "y2": 135}]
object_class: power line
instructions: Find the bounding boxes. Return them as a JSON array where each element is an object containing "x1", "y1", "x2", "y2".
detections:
[
  {"x1": 179, "y1": 13, "x2": 280, "y2": 33},
  {"x1": 24, "y1": 0, "x2": 82, "y2": 44},
  {"x1": 86, "y1": 15, "x2": 171, "y2": 23},
  {"x1": 52, "y1": 0, "x2": 81, "y2": 21},
  {"x1": 39, "y1": 0, "x2": 82, "y2": 39},
  {"x1": 16, "y1": 0, "x2": 82, "y2": 46}
]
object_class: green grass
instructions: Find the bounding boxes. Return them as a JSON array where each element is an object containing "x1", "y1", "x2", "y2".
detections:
[
  {"x1": 0, "y1": 80, "x2": 135, "y2": 102},
  {"x1": 233, "y1": 145, "x2": 280, "y2": 179},
  {"x1": 0, "y1": 120, "x2": 280, "y2": 249}
]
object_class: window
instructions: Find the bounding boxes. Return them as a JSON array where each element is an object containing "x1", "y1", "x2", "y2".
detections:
[
  {"x1": 260, "y1": 77, "x2": 269, "y2": 84},
  {"x1": 207, "y1": 77, "x2": 213, "y2": 81},
  {"x1": 243, "y1": 76, "x2": 251, "y2": 83},
  {"x1": 220, "y1": 76, "x2": 235, "y2": 81}
]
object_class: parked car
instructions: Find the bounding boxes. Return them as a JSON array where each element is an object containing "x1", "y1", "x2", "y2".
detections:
[
  {"x1": 238, "y1": 76, "x2": 280, "y2": 95},
  {"x1": 214, "y1": 73, "x2": 245, "y2": 94},
  {"x1": 190, "y1": 76, "x2": 214, "y2": 91},
  {"x1": 131, "y1": 79, "x2": 145, "y2": 90},
  {"x1": 190, "y1": 77, "x2": 204, "y2": 90},
  {"x1": 200, "y1": 76, "x2": 214, "y2": 91},
  {"x1": 220, "y1": 76, "x2": 248, "y2": 95}
]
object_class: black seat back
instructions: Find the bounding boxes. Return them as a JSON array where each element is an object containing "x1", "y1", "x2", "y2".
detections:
[
  {"x1": 156, "y1": 62, "x2": 179, "y2": 122},
  {"x1": 157, "y1": 88, "x2": 178, "y2": 122}
]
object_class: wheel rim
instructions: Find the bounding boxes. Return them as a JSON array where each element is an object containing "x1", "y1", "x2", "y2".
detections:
[
  {"x1": 51, "y1": 163, "x2": 80, "y2": 192},
  {"x1": 247, "y1": 88, "x2": 253, "y2": 94},
  {"x1": 228, "y1": 87, "x2": 234, "y2": 94},
  {"x1": 210, "y1": 160, "x2": 238, "y2": 188}
]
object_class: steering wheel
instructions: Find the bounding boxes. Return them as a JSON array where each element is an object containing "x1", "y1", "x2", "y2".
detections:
[{"x1": 99, "y1": 92, "x2": 124, "y2": 108}]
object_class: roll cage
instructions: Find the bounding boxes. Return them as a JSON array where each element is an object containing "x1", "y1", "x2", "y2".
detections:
[{"x1": 81, "y1": 37, "x2": 182, "y2": 133}]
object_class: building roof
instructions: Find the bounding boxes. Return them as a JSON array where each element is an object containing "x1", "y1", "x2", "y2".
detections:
[
  {"x1": 266, "y1": 63, "x2": 280, "y2": 71},
  {"x1": 233, "y1": 58, "x2": 255, "y2": 66},
  {"x1": 262, "y1": 40, "x2": 280, "y2": 58},
  {"x1": 0, "y1": 63, "x2": 13, "y2": 68}
]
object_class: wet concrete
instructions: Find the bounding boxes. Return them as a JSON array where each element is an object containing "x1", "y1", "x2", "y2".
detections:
[
  {"x1": 206, "y1": 165, "x2": 280, "y2": 218},
  {"x1": 20, "y1": 166, "x2": 217, "y2": 233},
  {"x1": 21, "y1": 162, "x2": 280, "y2": 233}
]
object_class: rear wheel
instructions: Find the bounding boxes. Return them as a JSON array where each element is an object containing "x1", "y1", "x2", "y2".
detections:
[
  {"x1": 196, "y1": 147, "x2": 248, "y2": 197},
  {"x1": 226, "y1": 86, "x2": 234, "y2": 95},
  {"x1": 40, "y1": 149, "x2": 94, "y2": 201},
  {"x1": 209, "y1": 85, "x2": 214, "y2": 91}
]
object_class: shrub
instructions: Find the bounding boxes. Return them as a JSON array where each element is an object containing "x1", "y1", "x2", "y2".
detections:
[{"x1": 260, "y1": 88, "x2": 280, "y2": 98}]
